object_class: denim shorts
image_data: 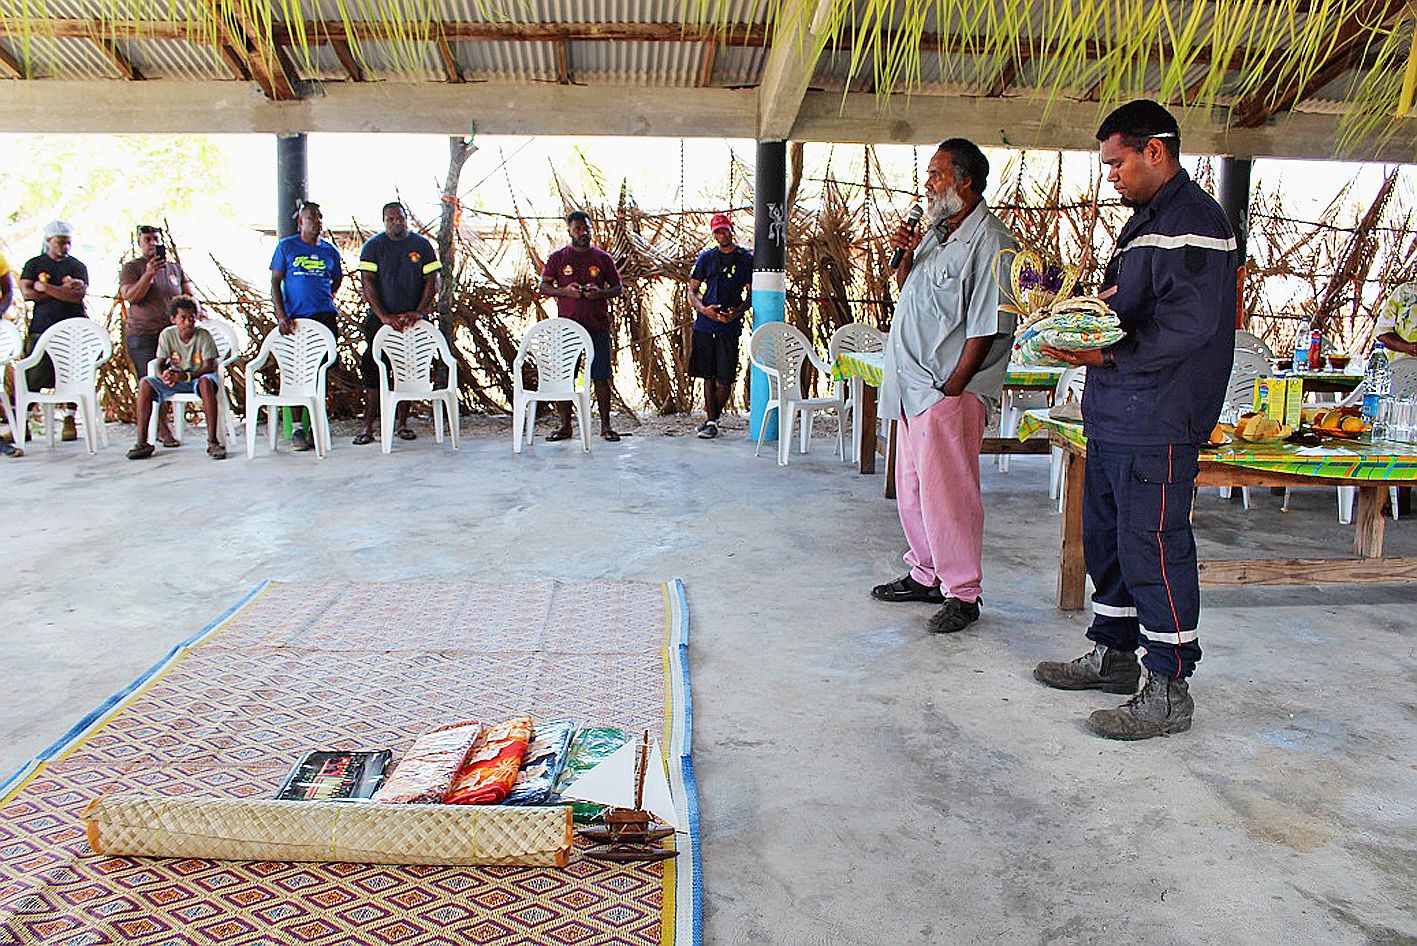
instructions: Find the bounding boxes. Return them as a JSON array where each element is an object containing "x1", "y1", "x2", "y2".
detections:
[{"x1": 146, "y1": 372, "x2": 220, "y2": 402}]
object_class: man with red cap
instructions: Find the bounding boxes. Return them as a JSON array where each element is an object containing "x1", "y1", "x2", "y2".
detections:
[{"x1": 687, "y1": 213, "x2": 753, "y2": 439}]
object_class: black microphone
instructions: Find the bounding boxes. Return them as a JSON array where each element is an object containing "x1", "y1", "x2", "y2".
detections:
[{"x1": 889, "y1": 203, "x2": 924, "y2": 269}]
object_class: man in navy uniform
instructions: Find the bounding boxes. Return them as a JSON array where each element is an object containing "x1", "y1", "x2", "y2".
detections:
[{"x1": 1034, "y1": 100, "x2": 1238, "y2": 740}]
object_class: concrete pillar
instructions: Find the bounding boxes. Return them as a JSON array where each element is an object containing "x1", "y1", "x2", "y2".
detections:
[
  {"x1": 1217, "y1": 157, "x2": 1251, "y2": 264},
  {"x1": 751, "y1": 139, "x2": 787, "y2": 441},
  {"x1": 276, "y1": 133, "x2": 308, "y2": 239}
]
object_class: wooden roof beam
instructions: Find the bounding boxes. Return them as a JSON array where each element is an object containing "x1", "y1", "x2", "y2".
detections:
[
  {"x1": 698, "y1": 40, "x2": 717, "y2": 86},
  {"x1": 95, "y1": 37, "x2": 143, "y2": 80},
  {"x1": 984, "y1": 59, "x2": 1019, "y2": 97},
  {"x1": 1230, "y1": 0, "x2": 1405, "y2": 127},
  {"x1": 329, "y1": 37, "x2": 364, "y2": 82},
  {"x1": 555, "y1": 39, "x2": 571, "y2": 84},
  {"x1": 0, "y1": 41, "x2": 22, "y2": 78},
  {"x1": 434, "y1": 34, "x2": 463, "y2": 83}
]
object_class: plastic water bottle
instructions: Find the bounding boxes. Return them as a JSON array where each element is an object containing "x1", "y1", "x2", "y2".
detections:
[
  {"x1": 1363, "y1": 342, "x2": 1391, "y2": 432},
  {"x1": 1292, "y1": 323, "x2": 1310, "y2": 371}
]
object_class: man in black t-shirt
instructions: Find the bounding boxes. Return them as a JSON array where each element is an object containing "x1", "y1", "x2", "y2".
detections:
[
  {"x1": 353, "y1": 202, "x2": 442, "y2": 445},
  {"x1": 18, "y1": 221, "x2": 89, "y2": 441}
]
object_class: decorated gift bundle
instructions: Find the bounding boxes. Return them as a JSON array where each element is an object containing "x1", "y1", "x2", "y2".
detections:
[{"x1": 996, "y1": 248, "x2": 1124, "y2": 367}]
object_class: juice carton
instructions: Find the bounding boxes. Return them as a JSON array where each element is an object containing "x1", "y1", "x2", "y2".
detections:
[
  {"x1": 1253, "y1": 378, "x2": 1302, "y2": 425},
  {"x1": 1281, "y1": 377, "x2": 1303, "y2": 426}
]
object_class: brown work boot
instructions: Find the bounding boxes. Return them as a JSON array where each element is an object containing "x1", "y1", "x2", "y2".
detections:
[
  {"x1": 61, "y1": 415, "x2": 78, "y2": 441},
  {"x1": 1087, "y1": 672, "x2": 1194, "y2": 740},
  {"x1": 1033, "y1": 643, "x2": 1140, "y2": 694}
]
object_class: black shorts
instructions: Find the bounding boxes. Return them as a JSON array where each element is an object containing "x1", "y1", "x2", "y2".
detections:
[
  {"x1": 688, "y1": 330, "x2": 740, "y2": 385},
  {"x1": 126, "y1": 334, "x2": 161, "y2": 377},
  {"x1": 359, "y1": 313, "x2": 386, "y2": 389},
  {"x1": 22, "y1": 314, "x2": 81, "y2": 391}
]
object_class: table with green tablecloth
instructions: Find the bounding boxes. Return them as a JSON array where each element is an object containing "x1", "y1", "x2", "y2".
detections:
[
  {"x1": 832, "y1": 352, "x2": 1056, "y2": 494},
  {"x1": 1018, "y1": 409, "x2": 1417, "y2": 609}
]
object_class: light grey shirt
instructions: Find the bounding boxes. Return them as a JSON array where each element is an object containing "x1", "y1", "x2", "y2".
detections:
[{"x1": 880, "y1": 200, "x2": 1019, "y2": 420}]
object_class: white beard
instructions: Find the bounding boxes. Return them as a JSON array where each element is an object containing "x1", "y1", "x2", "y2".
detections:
[{"x1": 926, "y1": 188, "x2": 965, "y2": 226}]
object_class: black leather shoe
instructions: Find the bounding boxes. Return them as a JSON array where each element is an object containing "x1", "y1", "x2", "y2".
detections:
[
  {"x1": 871, "y1": 574, "x2": 945, "y2": 604},
  {"x1": 927, "y1": 597, "x2": 981, "y2": 633}
]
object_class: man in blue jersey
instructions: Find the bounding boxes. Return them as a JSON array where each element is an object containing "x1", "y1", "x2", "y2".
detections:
[
  {"x1": 687, "y1": 213, "x2": 753, "y2": 439},
  {"x1": 270, "y1": 202, "x2": 343, "y2": 451},
  {"x1": 1034, "y1": 100, "x2": 1238, "y2": 740}
]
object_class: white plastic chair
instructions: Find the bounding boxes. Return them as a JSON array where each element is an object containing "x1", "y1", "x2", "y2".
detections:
[
  {"x1": 1235, "y1": 330, "x2": 1275, "y2": 361},
  {"x1": 13, "y1": 318, "x2": 112, "y2": 454},
  {"x1": 1216, "y1": 348, "x2": 1272, "y2": 510},
  {"x1": 244, "y1": 321, "x2": 336, "y2": 459},
  {"x1": 749, "y1": 321, "x2": 839, "y2": 467},
  {"x1": 999, "y1": 368, "x2": 1058, "y2": 475},
  {"x1": 199, "y1": 313, "x2": 249, "y2": 355},
  {"x1": 512, "y1": 317, "x2": 592, "y2": 454},
  {"x1": 145, "y1": 320, "x2": 241, "y2": 447},
  {"x1": 373, "y1": 320, "x2": 459, "y2": 454},
  {"x1": 1048, "y1": 367, "x2": 1087, "y2": 511},
  {"x1": 827, "y1": 322, "x2": 885, "y2": 464},
  {"x1": 0, "y1": 321, "x2": 23, "y2": 445}
]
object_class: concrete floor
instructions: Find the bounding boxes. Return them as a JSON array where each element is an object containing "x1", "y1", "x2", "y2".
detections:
[{"x1": 3, "y1": 414, "x2": 1415, "y2": 945}]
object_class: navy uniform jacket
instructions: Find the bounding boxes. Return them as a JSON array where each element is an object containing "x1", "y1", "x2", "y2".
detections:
[{"x1": 1085, "y1": 169, "x2": 1238, "y2": 446}]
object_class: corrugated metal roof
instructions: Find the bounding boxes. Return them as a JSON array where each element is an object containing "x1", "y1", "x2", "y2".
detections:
[
  {"x1": 458, "y1": 39, "x2": 558, "y2": 82},
  {"x1": 566, "y1": 38, "x2": 700, "y2": 85},
  {"x1": 8, "y1": 34, "x2": 115, "y2": 79},
  {"x1": 124, "y1": 36, "x2": 229, "y2": 80},
  {"x1": 712, "y1": 45, "x2": 766, "y2": 86},
  {"x1": 0, "y1": 0, "x2": 1374, "y2": 117}
]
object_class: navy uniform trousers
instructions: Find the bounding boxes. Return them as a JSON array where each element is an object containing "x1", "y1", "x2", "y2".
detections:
[{"x1": 1082, "y1": 439, "x2": 1203, "y2": 678}]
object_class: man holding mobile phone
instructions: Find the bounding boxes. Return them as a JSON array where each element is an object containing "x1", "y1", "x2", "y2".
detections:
[{"x1": 121, "y1": 225, "x2": 195, "y2": 447}]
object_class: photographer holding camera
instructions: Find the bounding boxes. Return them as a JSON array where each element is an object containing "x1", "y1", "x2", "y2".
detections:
[{"x1": 120, "y1": 225, "x2": 194, "y2": 447}]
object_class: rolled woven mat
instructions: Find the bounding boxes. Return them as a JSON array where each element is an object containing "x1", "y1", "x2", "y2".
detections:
[{"x1": 82, "y1": 794, "x2": 574, "y2": 867}]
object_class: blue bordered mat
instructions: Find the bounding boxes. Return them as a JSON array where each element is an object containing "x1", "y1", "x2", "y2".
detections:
[{"x1": 2, "y1": 577, "x2": 703, "y2": 946}]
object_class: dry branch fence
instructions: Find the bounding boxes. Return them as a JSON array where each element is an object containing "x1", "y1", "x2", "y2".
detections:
[{"x1": 56, "y1": 149, "x2": 1417, "y2": 424}]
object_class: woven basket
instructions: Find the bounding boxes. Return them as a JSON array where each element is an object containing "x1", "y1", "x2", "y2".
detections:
[{"x1": 83, "y1": 794, "x2": 573, "y2": 867}]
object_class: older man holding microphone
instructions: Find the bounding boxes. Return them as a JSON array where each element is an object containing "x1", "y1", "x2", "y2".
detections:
[{"x1": 869, "y1": 138, "x2": 1018, "y2": 635}]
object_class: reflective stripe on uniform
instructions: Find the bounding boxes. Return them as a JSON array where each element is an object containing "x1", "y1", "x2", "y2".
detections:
[
  {"x1": 1092, "y1": 601, "x2": 1138, "y2": 618},
  {"x1": 422, "y1": 260, "x2": 443, "y2": 275},
  {"x1": 1141, "y1": 626, "x2": 1199, "y2": 644},
  {"x1": 1115, "y1": 233, "x2": 1238, "y2": 255},
  {"x1": 357, "y1": 261, "x2": 378, "y2": 272}
]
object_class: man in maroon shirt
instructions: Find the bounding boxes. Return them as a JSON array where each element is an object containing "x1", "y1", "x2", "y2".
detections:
[{"x1": 538, "y1": 210, "x2": 623, "y2": 441}]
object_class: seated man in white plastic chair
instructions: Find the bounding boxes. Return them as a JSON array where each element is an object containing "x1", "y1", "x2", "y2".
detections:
[{"x1": 128, "y1": 295, "x2": 226, "y2": 460}]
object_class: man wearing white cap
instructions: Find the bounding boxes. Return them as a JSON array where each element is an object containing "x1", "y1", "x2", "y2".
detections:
[{"x1": 18, "y1": 221, "x2": 89, "y2": 442}]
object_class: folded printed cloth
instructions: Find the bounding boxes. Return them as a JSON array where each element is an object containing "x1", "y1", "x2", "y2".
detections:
[
  {"x1": 1013, "y1": 297, "x2": 1124, "y2": 367},
  {"x1": 552, "y1": 726, "x2": 631, "y2": 823},
  {"x1": 372, "y1": 720, "x2": 483, "y2": 805},
  {"x1": 445, "y1": 715, "x2": 534, "y2": 805},
  {"x1": 503, "y1": 719, "x2": 576, "y2": 806}
]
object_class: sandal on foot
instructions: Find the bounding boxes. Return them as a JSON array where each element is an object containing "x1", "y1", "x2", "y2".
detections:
[
  {"x1": 127, "y1": 443, "x2": 156, "y2": 460},
  {"x1": 207, "y1": 441, "x2": 227, "y2": 460},
  {"x1": 158, "y1": 434, "x2": 180, "y2": 448},
  {"x1": 600, "y1": 429, "x2": 622, "y2": 442},
  {"x1": 352, "y1": 431, "x2": 376, "y2": 445},
  {"x1": 546, "y1": 428, "x2": 573, "y2": 442},
  {"x1": 396, "y1": 427, "x2": 417, "y2": 441}
]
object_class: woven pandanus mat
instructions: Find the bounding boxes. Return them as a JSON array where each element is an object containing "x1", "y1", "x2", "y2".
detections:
[
  {"x1": 84, "y1": 795, "x2": 573, "y2": 868},
  {"x1": 0, "y1": 579, "x2": 700, "y2": 946}
]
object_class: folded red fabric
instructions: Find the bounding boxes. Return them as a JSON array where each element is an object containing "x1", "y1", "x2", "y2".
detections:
[{"x1": 445, "y1": 716, "x2": 534, "y2": 805}]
